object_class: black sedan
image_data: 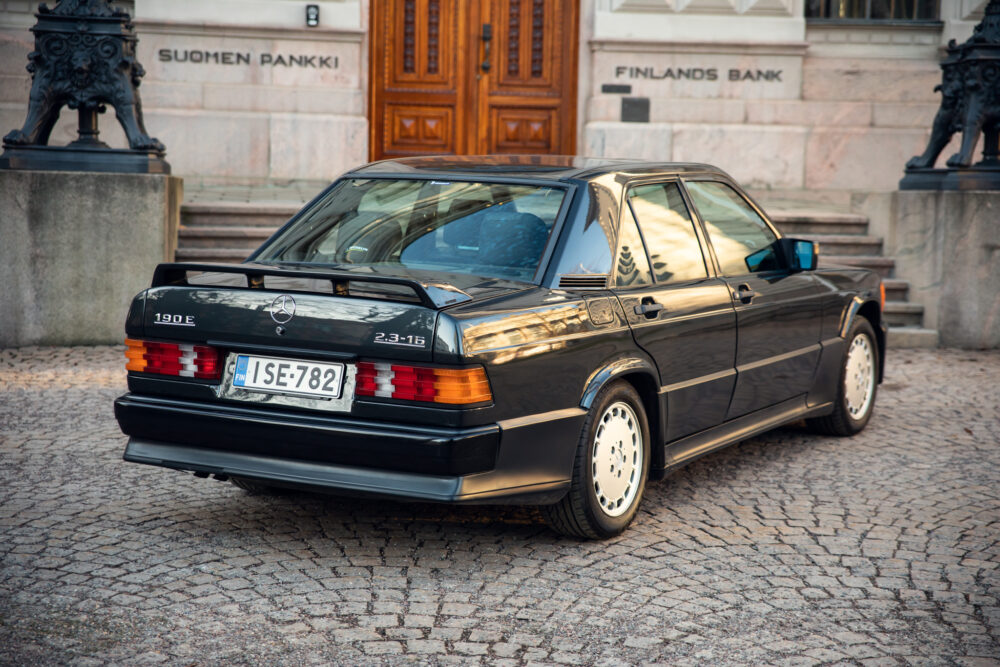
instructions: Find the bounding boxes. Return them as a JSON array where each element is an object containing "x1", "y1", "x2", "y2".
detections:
[{"x1": 115, "y1": 156, "x2": 885, "y2": 539}]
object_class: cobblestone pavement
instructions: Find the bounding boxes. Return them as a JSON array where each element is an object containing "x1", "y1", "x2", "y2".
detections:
[{"x1": 1, "y1": 347, "x2": 998, "y2": 666}]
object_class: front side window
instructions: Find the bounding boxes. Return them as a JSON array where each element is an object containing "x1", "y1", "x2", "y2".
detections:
[
  {"x1": 627, "y1": 183, "x2": 708, "y2": 284},
  {"x1": 685, "y1": 181, "x2": 779, "y2": 276},
  {"x1": 255, "y1": 179, "x2": 566, "y2": 282},
  {"x1": 806, "y1": 0, "x2": 938, "y2": 20}
]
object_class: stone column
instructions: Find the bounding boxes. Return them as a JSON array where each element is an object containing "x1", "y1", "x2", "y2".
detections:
[
  {"x1": 893, "y1": 190, "x2": 1000, "y2": 349},
  {"x1": 0, "y1": 171, "x2": 182, "y2": 346}
]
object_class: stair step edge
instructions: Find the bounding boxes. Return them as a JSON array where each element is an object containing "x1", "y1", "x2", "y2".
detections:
[
  {"x1": 884, "y1": 301, "x2": 924, "y2": 313},
  {"x1": 887, "y1": 327, "x2": 939, "y2": 349},
  {"x1": 768, "y1": 210, "x2": 869, "y2": 223},
  {"x1": 176, "y1": 249, "x2": 251, "y2": 258},
  {"x1": 821, "y1": 256, "x2": 895, "y2": 265},
  {"x1": 182, "y1": 201, "x2": 303, "y2": 214},
  {"x1": 179, "y1": 226, "x2": 277, "y2": 237},
  {"x1": 803, "y1": 235, "x2": 883, "y2": 244}
]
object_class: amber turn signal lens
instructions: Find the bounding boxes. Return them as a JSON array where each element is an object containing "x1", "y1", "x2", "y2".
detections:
[
  {"x1": 125, "y1": 338, "x2": 147, "y2": 372},
  {"x1": 880, "y1": 282, "x2": 886, "y2": 310},
  {"x1": 432, "y1": 367, "x2": 492, "y2": 405}
]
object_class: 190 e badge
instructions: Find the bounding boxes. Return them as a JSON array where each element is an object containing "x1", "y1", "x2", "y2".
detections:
[{"x1": 154, "y1": 313, "x2": 195, "y2": 327}]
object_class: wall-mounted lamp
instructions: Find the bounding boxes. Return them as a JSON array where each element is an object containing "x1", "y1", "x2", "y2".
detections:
[{"x1": 306, "y1": 4, "x2": 320, "y2": 27}]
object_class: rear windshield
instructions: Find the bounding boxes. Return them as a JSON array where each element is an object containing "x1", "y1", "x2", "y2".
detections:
[{"x1": 254, "y1": 178, "x2": 567, "y2": 282}]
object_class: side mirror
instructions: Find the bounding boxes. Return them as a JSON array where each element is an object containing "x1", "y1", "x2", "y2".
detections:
[{"x1": 779, "y1": 237, "x2": 818, "y2": 272}]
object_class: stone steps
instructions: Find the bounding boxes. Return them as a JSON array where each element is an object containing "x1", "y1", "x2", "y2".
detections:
[
  {"x1": 178, "y1": 225, "x2": 278, "y2": 249},
  {"x1": 177, "y1": 201, "x2": 294, "y2": 264},
  {"x1": 884, "y1": 301, "x2": 925, "y2": 328},
  {"x1": 768, "y1": 211, "x2": 869, "y2": 236},
  {"x1": 886, "y1": 327, "x2": 940, "y2": 348},
  {"x1": 182, "y1": 201, "x2": 300, "y2": 227},
  {"x1": 883, "y1": 278, "x2": 909, "y2": 302},
  {"x1": 175, "y1": 247, "x2": 255, "y2": 263},
  {"x1": 820, "y1": 255, "x2": 896, "y2": 278},
  {"x1": 770, "y1": 207, "x2": 934, "y2": 347},
  {"x1": 804, "y1": 234, "x2": 883, "y2": 256}
]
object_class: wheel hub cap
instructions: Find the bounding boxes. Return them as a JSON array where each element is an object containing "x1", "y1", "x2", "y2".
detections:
[
  {"x1": 592, "y1": 401, "x2": 643, "y2": 518},
  {"x1": 844, "y1": 333, "x2": 875, "y2": 419}
]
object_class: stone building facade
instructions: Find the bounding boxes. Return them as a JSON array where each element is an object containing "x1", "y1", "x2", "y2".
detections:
[{"x1": 0, "y1": 0, "x2": 987, "y2": 195}]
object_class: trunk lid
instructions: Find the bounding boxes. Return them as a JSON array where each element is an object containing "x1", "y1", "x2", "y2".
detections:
[{"x1": 136, "y1": 262, "x2": 531, "y2": 362}]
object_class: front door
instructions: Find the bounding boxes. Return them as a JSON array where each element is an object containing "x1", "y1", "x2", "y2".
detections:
[
  {"x1": 683, "y1": 180, "x2": 824, "y2": 419},
  {"x1": 370, "y1": 0, "x2": 578, "y2": 160}
]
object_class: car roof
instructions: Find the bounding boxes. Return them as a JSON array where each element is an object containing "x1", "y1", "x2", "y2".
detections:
[{"x1": 348, "y1": 155, "x2": 729, "y2": 182}]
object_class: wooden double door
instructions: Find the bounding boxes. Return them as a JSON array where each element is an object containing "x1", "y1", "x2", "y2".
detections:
[{"x1": 370, "y1": 0, "x2": 578, "y2": 160}]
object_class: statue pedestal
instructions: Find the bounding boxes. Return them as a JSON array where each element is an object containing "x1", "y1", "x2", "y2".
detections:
[
  {"x1": 0, "y1": 170, "x2": 182, "y2": 346},
  {"x1": 899, "y1": 167, "x2": 1000, "y2": 191},
  {"x1": 892, "y1": 190, "x2": 1000, "y2": 349},
  {"x1": 0, "y1": 145, "x2": 171, "y2": 174}
]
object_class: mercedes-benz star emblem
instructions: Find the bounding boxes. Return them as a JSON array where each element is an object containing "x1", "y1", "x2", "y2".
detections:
[{"x1": 269, "y1": 294, "x2": 296, "y2": 324}]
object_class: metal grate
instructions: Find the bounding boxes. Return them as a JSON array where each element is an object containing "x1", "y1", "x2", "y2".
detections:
[{"x1": 806, "y1": 0, "x2": 939, "y2": 20}]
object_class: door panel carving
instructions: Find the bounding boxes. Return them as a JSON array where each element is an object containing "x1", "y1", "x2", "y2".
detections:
[
  {"x1": 387, "y1": 105, "x2": 453, "y2": 153},
  {"x1": 371, "y1": 0, "x2": 577, "y2": 159},
  {"x1": 388, "y1": 0, "x2": 455, "y2": 88},
  {"x1": 490, "y1": 107, "x2": 557, "y2": 153},
  {"x1": 493, "y1": 0, "x2": 558, "y2": 90}
]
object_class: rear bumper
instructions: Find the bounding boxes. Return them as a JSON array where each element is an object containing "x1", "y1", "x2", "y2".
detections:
[
  {"x1": 123, "y1": 439, "x2": 566, "y2": 503},
  {"x1": 115, "y1": 394, "x2": 584, "y2": 504},
  {"x1": 115, "y1": 394, "x2": 498, "y2": 476}
]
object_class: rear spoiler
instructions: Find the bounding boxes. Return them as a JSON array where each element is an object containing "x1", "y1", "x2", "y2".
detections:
[{"x1": 151, "y1": 262, "x2": 473, "y2": 309}]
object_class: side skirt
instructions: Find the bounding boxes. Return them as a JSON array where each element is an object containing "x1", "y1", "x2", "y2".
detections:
[{"x1": 658, "y1": 396, "x2": 833, "y2": 474}]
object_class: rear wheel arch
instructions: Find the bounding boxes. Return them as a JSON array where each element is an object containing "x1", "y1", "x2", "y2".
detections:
[
  {"x1": 544, "y1": 379, "x2": 652, "y2": 538},
  {"x1": 617, "y1": 372, "x2": 664, "y2": 479},
  {"x1": 579, "y1": 358, "x2": 664, "y2": 477}
]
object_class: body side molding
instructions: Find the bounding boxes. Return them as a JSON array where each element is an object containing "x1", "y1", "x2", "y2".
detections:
[{"x1": 661, "y1": 396, "x2": 834, "y2": 473}]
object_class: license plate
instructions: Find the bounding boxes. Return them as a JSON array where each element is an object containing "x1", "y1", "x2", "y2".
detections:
[{"x1": 232, "y1": 354, "x2": 344, "y2": 400}]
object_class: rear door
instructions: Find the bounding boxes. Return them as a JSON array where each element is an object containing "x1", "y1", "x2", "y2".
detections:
[
  {"x1": 683, "y1": 180, "x2": 823, "y2": 419},
  {"x1": 610, "y1": 181, "x2": 737, "y2": 441}
]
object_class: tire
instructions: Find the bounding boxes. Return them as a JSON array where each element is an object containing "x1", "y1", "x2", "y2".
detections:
[
  {"x1": 808, "y1": 317, "x2": 879, "y2": 436},
  {"x1": 542, "y1": 381, "x2": 650, "y2": 539},
  {"x1": 230, "y1": 476, "x2": 287, "y2": 495}
]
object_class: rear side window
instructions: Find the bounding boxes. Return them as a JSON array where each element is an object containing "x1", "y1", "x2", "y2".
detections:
[
  {"x1": 685, "y1": 181, "x2": 778, "y2": 276},
  {"x1": 627, "y1": 183, "x2": 708, "y2": 284},
  {"x1": 615, "y1": 206, "x2": 653, "y2": 287}
]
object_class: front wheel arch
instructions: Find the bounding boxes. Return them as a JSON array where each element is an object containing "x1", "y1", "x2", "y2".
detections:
[
  {"x1": 857, "y1": 301, "x2": 886, "y2": 383},
  {"x1": 808, "y1": 317, "x2": 879, "y2": 436},
  {"x1": 840, "y1": 297, "x2": 885, "y2": 383}
]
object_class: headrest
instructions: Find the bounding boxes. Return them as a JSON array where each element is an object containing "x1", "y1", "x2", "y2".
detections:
[{"x1": 478, "y1": 211, "x2": 549, "y2": 269}]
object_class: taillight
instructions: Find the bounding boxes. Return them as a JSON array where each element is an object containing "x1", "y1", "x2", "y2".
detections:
[
  {"x1": 125, "y1": 338, "x2": 221, "y2": 380},
  {"x1": 355, "y1": 362, "x2": 492, "y2": 405}
]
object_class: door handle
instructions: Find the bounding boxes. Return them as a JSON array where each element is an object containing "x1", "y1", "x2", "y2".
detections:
[
  {"x1": 736, "y1": 283, "x2": 756, "y2": 304},
  {"x1": 481, "y1": 23, "x2": 492, "y2": 72},
  {"x1": 634, "y1": 299, "x2": 664, "y2": 319}
]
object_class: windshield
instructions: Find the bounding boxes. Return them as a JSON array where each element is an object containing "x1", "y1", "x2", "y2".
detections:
[{"x1": 254, "y1": 178, "x2": 567, "y2": 282}]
